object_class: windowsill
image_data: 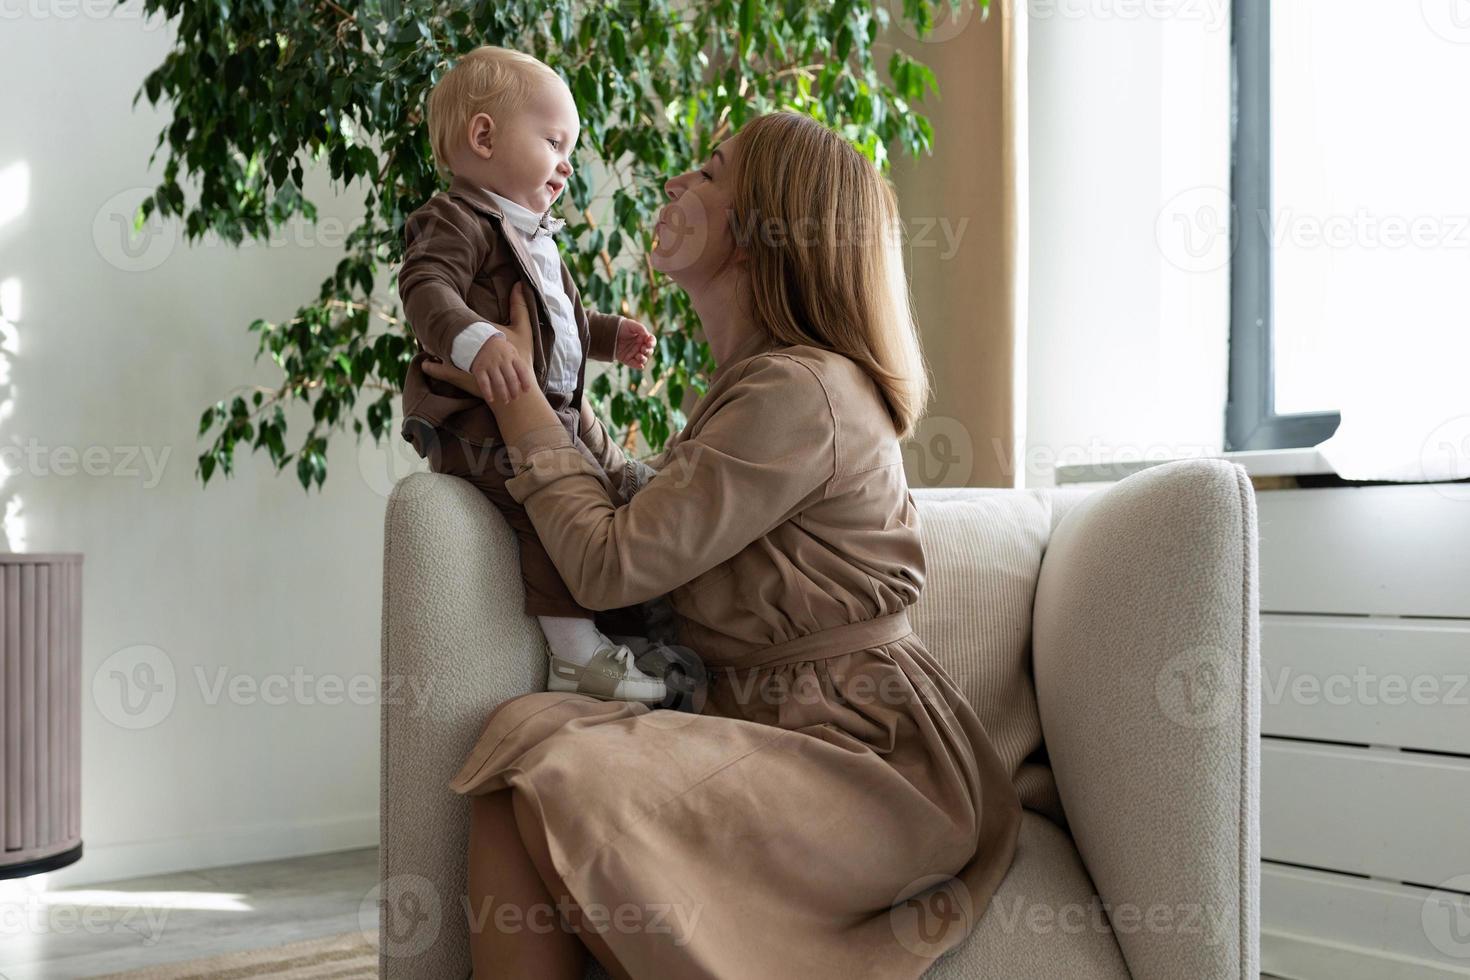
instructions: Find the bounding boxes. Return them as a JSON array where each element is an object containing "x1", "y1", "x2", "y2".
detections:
[{"x1": 1054, "y1": 447, "x2": 1335, "y2": 486}]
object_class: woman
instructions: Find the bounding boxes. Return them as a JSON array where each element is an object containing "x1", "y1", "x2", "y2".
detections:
[{"x1": 422, "y1": 110, "x2": 1022, "y2": 980}]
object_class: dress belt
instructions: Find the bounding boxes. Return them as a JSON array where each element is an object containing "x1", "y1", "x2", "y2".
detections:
[{"x1": 727, "y1": 609, "x2": 915, "y2": 672}]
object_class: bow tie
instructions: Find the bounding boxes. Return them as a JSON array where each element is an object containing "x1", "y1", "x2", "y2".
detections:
[{"x1": 535, "y1": 213, "x2": 566, "y2": 238}]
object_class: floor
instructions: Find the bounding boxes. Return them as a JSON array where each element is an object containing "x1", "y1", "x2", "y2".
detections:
[
  {"x1": 0, "y1": 846, "x2": 379, "y2": 980},
  {"x1": 0, "y1": 847, "x2": 1292, "y2": 979}
]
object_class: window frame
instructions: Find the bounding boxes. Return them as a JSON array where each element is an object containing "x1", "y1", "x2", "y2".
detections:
[{"x1": 1226, "y1": 0, "x2": 1342, "y2": 451}]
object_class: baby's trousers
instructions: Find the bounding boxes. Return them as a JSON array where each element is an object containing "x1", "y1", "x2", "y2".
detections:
[{"x1": 406, "y1": 394, "x2": 636, "y2": 628}]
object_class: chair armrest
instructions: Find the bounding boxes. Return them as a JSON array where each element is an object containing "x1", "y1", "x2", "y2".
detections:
[
  {"x1": 1032, "y1": 459, "x2": 1260, "y2": 980},
  {"x1": 379, "y1": 472, "x2": 544, "y2": 980}
]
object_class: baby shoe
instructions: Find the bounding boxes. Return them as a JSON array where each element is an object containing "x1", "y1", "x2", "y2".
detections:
[{"x1": 547, "y1": 640, "x2": 667, "y2": 704}]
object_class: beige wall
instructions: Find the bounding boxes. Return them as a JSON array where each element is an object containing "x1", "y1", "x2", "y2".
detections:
[{"x1": 887, "y1": 0, "x2": 1025, "y2": 488}]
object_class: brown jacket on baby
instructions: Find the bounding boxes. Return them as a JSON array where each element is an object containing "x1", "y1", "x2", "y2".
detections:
[{"x1": 396, "y1": 173, "x2": 623, "y2": 456}]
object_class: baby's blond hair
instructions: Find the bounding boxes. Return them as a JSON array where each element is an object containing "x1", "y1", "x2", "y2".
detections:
[{"x1": 427, "y1": 46, "x2": 561, "y2": 179}]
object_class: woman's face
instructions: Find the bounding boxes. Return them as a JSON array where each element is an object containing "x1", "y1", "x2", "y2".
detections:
[{"x1": 651, "y1": 134, "x2": 744, "y2": 285}]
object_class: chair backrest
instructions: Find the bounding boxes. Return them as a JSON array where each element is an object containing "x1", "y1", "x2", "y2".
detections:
[
  {"x1": 380, "y1": 474, "x2": 546, "y2": 980},
  {"x1": 908, "y1": 486, "x2": 1094, "y2": 826}
]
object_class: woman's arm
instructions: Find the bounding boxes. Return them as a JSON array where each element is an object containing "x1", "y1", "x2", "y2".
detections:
[
  {"x1": 422, "y1": 285, "x2": 661, "y2": 501},
  {"x1": 427, "y1": 348, "x2": 839, "y2": 611}
]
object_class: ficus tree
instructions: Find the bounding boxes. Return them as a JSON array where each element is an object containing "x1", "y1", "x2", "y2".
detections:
[{"x1": 129, "y1": 0, "x2": 983, "y2": 491}]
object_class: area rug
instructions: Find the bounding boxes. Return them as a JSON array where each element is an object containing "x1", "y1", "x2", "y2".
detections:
[{"x1": 90, "y1": 929, "x2": 377, "y2": 979}]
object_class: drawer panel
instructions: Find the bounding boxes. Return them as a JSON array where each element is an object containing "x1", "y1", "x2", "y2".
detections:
[
  {"x1": 1262, "y1": 739, "x2": 1470, "y2": 885},
  {"x1": 1263, "y1": 862, "x2": 1470, "y2": 979},
  {"x1": 1262, "y1": 615, "x2": 1470, "y2": 753},
  {"x1": 1256, "y1": 485, "x2": 1470, "y2": 617}
]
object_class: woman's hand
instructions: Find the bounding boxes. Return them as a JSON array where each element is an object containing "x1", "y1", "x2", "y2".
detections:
[
  {"x1": 422, "y1": 280, "x2": 536, "y2": 404},
  {"x1": 493, "y1": 280, "x2": 535, "y2": 364},
  {"x1": 420, "y1": 357, "x2": 480, "y2": 396}
]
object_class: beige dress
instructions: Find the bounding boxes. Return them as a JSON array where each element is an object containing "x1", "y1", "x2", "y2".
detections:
[{"x1": 449, "y1": 331, "x2": 1022, "y2": 978}]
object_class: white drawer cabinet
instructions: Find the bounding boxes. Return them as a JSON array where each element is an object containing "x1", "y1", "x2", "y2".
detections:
[{"x1": 1255, "y1": 484, "x2": 1470, "y2": 980}]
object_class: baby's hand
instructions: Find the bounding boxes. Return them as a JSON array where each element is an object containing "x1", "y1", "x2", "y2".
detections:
[
  {"x1": 469, "y1": 333, "x2": 535, "y2": 405},
  {"x1": 615, "y1": 317, "x2": 655, "y2": 370}
]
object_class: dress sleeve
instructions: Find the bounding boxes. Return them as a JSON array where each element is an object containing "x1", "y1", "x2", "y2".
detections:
[
  {"x1": 576, "y1": 406, "x2": 661, "y2": 502},
  {"x1": 504, "y1": 353, "x2": 837, "y2": 610}
]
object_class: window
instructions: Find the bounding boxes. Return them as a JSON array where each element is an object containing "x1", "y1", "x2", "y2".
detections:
[{"x1": 1227, "y1": 0, "x2": 1470, "y2": 451}]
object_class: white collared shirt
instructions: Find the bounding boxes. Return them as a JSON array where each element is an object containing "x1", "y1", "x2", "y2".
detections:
[{"x1": 448, "y1": 187, "x2": 581, "y2": 395}]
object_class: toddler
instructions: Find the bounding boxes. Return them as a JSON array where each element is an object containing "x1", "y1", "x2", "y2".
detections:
[{"x1": 396, "y1": 45, "x2": 670, "y2": 704}]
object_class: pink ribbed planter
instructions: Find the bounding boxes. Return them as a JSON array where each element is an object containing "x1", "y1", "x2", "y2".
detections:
[{"x1": 1, "y1": 553, "x2": 83, "y2": 879}]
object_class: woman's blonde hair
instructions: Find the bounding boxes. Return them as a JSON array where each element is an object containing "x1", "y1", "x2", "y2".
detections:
[
  {"x1": 426, "y1": 46, "x2": 561, "y2": 180},
  {"x1": 728, "y1": 111, "x2": 931, "y2": 441}
]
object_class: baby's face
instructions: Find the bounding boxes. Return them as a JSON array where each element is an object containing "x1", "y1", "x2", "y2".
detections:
[{"x1": 484, "y1": 79, "x2": 580, "y2": 215}]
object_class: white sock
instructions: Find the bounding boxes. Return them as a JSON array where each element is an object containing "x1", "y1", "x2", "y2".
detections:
[{"x1": 537, "y1": 615, "x2": 609, "y2": 666}]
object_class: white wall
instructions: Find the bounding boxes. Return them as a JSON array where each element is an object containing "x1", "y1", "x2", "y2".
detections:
[
  {"x1": 1024, "y1": 0, "x2": 1232, "y2": 487},
  {"x1": 0, "y1": 4, "x2": 427, "y2": 890}
]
